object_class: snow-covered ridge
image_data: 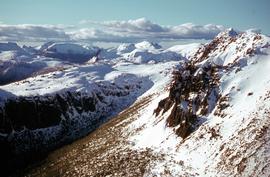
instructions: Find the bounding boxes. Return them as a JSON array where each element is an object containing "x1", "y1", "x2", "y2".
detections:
[
  {"x1": 126, "y1": 30, "x2": 270, "y2": 176},
  {"x1": 134, "y1": 41, "x2": 162, "y2": 50},
  {"x1": 98, "y1": 41, "x2": 183, "y2": 63},
  {"x1": 153, "y1": 29, "x2": 270, "y2": 140},
  {"x1": 191, "y1": 28, "x2": 270, "y2": 66},
  {"x1": 42, "y1": 43, "x2": 95, "y2": 55}
]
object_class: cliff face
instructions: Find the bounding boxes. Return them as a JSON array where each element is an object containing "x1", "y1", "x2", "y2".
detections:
[
  {"x1": 0, "y1": 83, "x2": 143, "y2": 144},
  {"x1": 0, "y1": 92, "x2": 97, "y2": 174},
  {"x1": 0, "y1": 92, "x2": 99, "y2": 134},
  {"x1": 0, "y1": 73, "x2": 151, "y2": 174}
]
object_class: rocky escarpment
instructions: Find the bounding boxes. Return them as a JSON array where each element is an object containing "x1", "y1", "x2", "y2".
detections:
[
  {"x1": 0, "y1": 91, "x2": 101, "y2": 135},
  {"x1": 154, "y1": 62, "x2": 220, "y2": 138},
  {"x1": 0, "y1": 76, "x2": 151, "y2": 175}
]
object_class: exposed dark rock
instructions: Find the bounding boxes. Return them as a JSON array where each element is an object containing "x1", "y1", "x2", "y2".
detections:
[
  {"x1": 0, "y1": 89, "x2": 122, "y2": 135},
  {"x1": 247, "y1": 92, "x2": 253, "y2": 96},
  {"x1": 1, "y1": 95, "x2": 67, "y2": 133},
  {"x1": 154, "y1": 62, "x2": 220, "y2": 138},
  {"x1": 214, "y1": 95, "x2": 230, "y2": 117}
]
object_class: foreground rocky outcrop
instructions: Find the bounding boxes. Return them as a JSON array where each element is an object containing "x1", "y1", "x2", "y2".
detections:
[{"x1": 154, "y1": 29, "x2": 270, "y2": 139}]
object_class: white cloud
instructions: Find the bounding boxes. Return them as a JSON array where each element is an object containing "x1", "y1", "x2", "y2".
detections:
[
  {"x1": 73, "y1": 18, "x2": 226, "y2": 42},
  {"x1": 0, "y1": 18, "x2": 227, "y2": 43},
  {"x1": 0, "y1": 24, "x2": 70, "y2": 42},
  {"x1": 169, "y1": 23, "x2": 226, "y2": 39},
  {"x1": 99, "y1": 18, "x2": 167, "y2": 33}
]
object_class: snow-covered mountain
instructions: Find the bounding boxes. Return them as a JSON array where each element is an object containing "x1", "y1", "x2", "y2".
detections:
[
  {"x1": 97, "y1": 41, "x2": 182, "y2": 63},
  {"x1": 39, "y1": 42, "x2": 100, "y2": 63},
  {"x1": 0, "y1": 41, "x2": 183, "y2": 85},
  {"x1": 0, "y1": 42, "x2": 24, "y2": 52},
  {"x1": 1, "y1": 29, "x2": 270, "y2": 176}
]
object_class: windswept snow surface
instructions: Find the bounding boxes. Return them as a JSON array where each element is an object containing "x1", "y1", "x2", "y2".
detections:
[{"x1": 0, "y1": 61, "x2": 180, "y2": 98}]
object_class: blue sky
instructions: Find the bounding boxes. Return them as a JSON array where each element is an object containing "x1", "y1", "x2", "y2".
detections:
[
  {"x1": 0, "y1": 0, "x2": 269, "y2": 43},
  {"x1": 0, "y1": 0, "x2": 269, "y2": 32}
]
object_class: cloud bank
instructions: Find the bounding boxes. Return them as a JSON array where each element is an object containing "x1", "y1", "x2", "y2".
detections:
[
  {"x1": 0, "y1": 24, "x2": 69, "y2": 42},
  {"x1": 0, "y1": 18, "x2": 226, "y2": 43}
]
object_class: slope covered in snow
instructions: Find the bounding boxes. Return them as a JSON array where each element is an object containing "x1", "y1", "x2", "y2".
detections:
[
  {"x1": 166, "y1": 43, "x2": 202, "y2": 59},
  {"x1": 126, "y1": 29, "x2": 270, "y2": 176},
  {"x1": 134, "y1": 41, "x2": 162, "y2": 50}
]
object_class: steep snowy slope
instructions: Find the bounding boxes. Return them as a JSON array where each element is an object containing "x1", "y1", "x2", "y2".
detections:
[
  {"x1": 126, "y1": 29, "x2": 270, "y2": 176},
  {"x1": 117, "y1": 43, "x2": 136, "y2": 54},
  {"x1": 166, "y1": 43, "x2": 202, "y2": 59}
]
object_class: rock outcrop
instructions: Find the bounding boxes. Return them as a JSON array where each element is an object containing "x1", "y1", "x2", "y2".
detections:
[{"x1": 154, "y1": 62, "x2": 220, "y2": 138}]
